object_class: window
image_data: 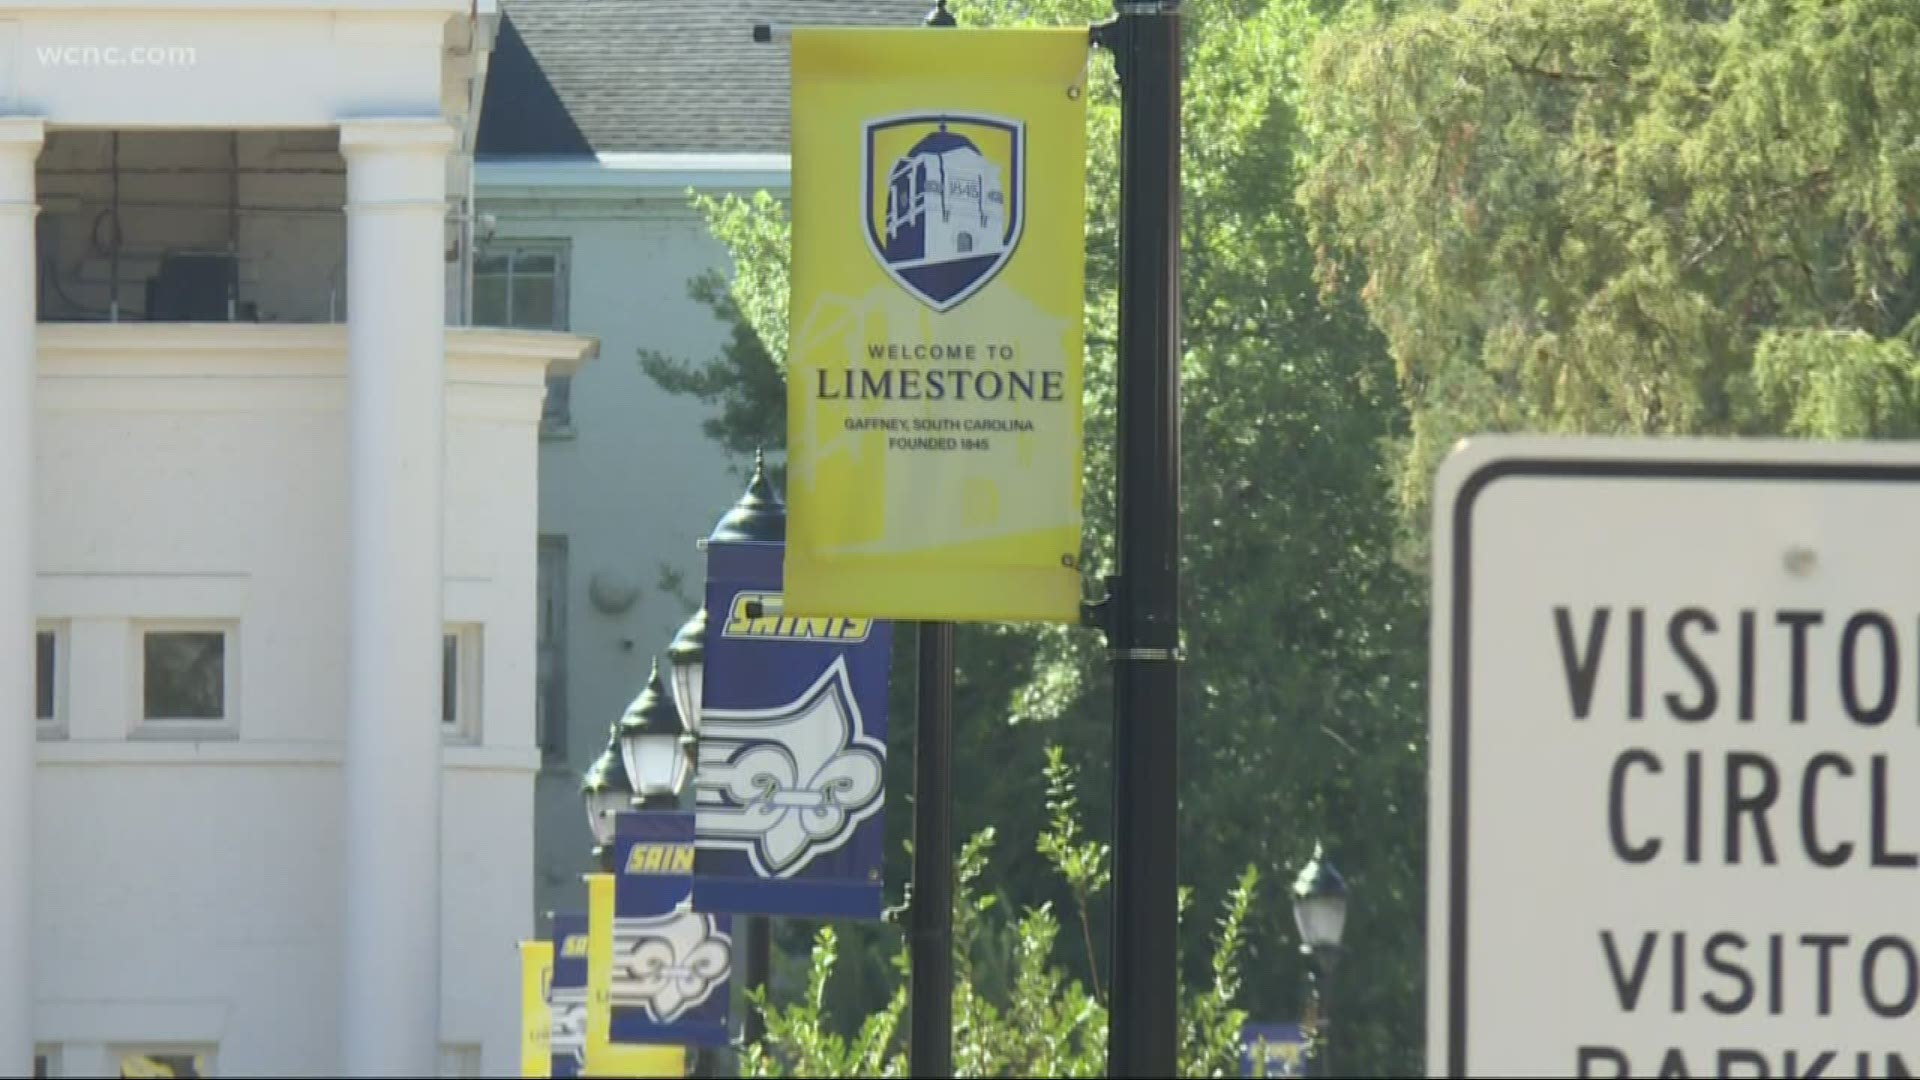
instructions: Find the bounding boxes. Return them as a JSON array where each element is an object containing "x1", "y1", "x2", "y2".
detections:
[
  {"x1": 138, "y1": 624, "x2": 234, "y2": 734},
  {"x1": 35, "y1": 627, "x2": 55, "y2": 722},
  {"x1": 116, "y1": 1047, "x2": 212, "y2": 1077},
  {"x1": 443, "y1": 623, "x2": 482, "y2": 744},
  {"x1": 536, "y1": 536, "x2": 568, "y2": 762},
  {"x1": 33, "y1": 1048, "x2": 52, "y2": 1079},
  {"x1": 473, "y1": 241, "x2": 572, "y2": 435},
  {"x1": 35, "y1": 623, "x2": 65, "y2": 740}
]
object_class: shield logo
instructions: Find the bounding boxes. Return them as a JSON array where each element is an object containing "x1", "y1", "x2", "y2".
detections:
[{"x1": 863, "y1": 112, "x2": 1024, "y2": 312}]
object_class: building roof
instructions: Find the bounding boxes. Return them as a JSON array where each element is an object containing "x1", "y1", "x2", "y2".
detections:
[{"x1": 478, "y1": 0, "x2": 934, "y2": 157}]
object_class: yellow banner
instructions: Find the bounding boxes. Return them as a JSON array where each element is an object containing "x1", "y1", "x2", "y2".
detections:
[
  {"x1": 583, "y1": 873, "x2": 685, "y2": 1078},
  {"x1": 519, "y1": 940, "x2": 553, "y2": 1078},
  {"x1": 786, "y1": 28, "x2": 1089, "y2": 623}
]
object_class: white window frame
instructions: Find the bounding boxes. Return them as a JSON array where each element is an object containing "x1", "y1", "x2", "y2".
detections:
[
  {"x1": 443, "y1": 622, "x2": 483, "y2": 745},
  {"x1": 132, "y1": 621, "x2": 238, "y2": 739},
  {"x1": 473, "y1": 239, "x2": 573, "y2": 437},
  {"x1": 111, "y1": 1045, "x2": 216, "y2": 1077},
  {"x1": 35, "y1": 620, "x2": 66, "y2": 740}
]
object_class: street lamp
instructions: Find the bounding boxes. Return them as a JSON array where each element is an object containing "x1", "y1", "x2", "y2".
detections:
[
  {"x1": 667, "y1": 606, "x2": 705, "y2": 737},
  {"x1": 617, "y1": 660, "x2": 695, "y2": 811},
  {"x1": 708, "y1": 450, "x2": 786, "y2": 545},
  {"x1": 581, "y1": 723, "x2": 633, "y2": 872},
  {"x1": 1292, "y1": 843, "x2": 1348, "y2": 1078}
]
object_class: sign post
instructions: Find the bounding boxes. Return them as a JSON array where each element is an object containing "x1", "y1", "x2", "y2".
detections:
[{"x1": 1430, "y1": 437, "x2": 1920, "y2": 1078}]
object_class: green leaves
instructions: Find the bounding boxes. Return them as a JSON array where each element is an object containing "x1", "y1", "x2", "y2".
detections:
[
  {"x1": 1303, "y1": 0, "x2": 1920, "y2": 531},
  {"x1": 739, "y1": 751, "x2": 1257, "y2": 1079},
  {"x1": 746, "y1": 926, "x2": 909, "y2": 1077}
]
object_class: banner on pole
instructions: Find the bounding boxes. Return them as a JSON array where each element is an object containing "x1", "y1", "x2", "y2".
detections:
[
  {"x1": 549, "y1": 913, "x2": 588, "y2": 1079},
  {"x1": 785, "y1": 28, "x2": 1090, "y2": 623},
  {"x1": 692, "y1": 538, "x2": 892, "y2": 918},
  {"x1": 1239, "y1": 1022, "x2": 1308, "y2": 1078},
  {"x1": 608, "y1": 812, "x2": 732, "y2": 1051},
  {"x1": 520, "y1": 940, "x2": 554, "y2": 1078}
]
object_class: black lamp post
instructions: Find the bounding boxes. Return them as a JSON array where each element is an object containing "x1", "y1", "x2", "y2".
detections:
[
  {"x1": 617, "y1": 660, "x2": 695, "y2": 812},
  {"x1": 580, "y1": 721, "x2": 634, "y2": 872},
  {"x1": 1292, "y1": 843, "x2": 1349, "y2": 1078}
]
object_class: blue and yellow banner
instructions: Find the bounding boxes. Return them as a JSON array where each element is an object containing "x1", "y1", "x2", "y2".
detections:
[
  {"x1": 549, "y1": 912, "x2": 589, "y2": 1079},
  {"x1": 609, "y1": 812, "x2": 731, "y2": 1051},
  {"x1": 693, "y1": 535, "x2": 892, "y2": 919},
  {"x1": 1240, "y1": 1021, "x2": 1309, "y2": 1078},
  {"x1": 785, "y1": 28, "x2": 1090, "y2": 623},
  {"x1": 520, "y1": 939, "x2": 553, "y2": 1078}
]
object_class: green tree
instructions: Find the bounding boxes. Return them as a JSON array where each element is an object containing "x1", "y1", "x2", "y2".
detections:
[
  {"x1": 739, "y1": 752, "x2": 1257, "y2": 1078},
  {"x1": 644, "y1": 0, "x2": 1429, "y2": 1073},
  {"x1": 1300, "y1": 0, "x2": 1920, "y2": 541}
]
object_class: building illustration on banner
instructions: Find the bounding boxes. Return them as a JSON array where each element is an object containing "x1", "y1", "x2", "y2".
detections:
[
  {"x1": 865, "y1": 114, "x2": 1024, "y2": 310},
  {"x1": 609, "y1": 911, "x2": 732, "y2": 1024},
  {"x1": 696, "y1": 656, "x2": 888, "y2": 878}
]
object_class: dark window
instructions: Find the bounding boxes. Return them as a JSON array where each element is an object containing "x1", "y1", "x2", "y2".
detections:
[
  {"x1": 442, "y1": 632, "x2": 458, "y2": 727},
  {"x1": 34, "y1": 630, "x2": 53, "y2": 721},
  {"x1": 473, "y1": 243, "x2": 572, "y2": 433},
  {"x1": 537, "y1": 537, "x2": 569, "y2": 760},
  {"x1": 142, "y1": 631, "x2": 225, "y2": 720}
]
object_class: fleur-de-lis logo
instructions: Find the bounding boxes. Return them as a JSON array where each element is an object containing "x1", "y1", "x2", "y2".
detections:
[
  {"x1": 549, "y1": 987, "x2": 586, "y2": 1066},
  {"x1": 611, "y1": 911, "x2": 732, "y2": 1023},
  {"x1": 697, "y1": 658, "x2": 885, "y2": 877}
]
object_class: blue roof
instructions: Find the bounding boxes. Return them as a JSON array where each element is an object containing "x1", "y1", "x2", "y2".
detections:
[{"x1": 908, "y1": 130, "x2": 976, "y2": 157}]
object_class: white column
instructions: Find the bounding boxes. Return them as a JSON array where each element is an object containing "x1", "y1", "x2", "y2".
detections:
[
  {"x1": 338, "y1": 117, "x2": 454, "y2": 1078},
  {"x1": 0, "y1": 117, "x2": 43, "y2": 1079}
]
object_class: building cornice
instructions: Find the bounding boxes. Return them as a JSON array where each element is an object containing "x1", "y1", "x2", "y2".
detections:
[
  {"x1": 476, "y1": 153, "x2": 792, "y2": 201},
  {"x1": 35, "y1": 322, "x2": 597, "y2": 376}
]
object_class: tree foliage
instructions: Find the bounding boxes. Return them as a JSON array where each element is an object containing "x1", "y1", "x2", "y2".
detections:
[
  {"x1": 739, "y1": 752, "x2": 1256, "y2": 1078},
  {"x1": 1301, "y1": 0, "x2": 1920, "y2": 536}
]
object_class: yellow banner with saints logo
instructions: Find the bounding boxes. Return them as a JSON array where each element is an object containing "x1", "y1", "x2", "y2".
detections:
[{"x1": 785, "y1": 28, "x2": 1089, "y2": 623}]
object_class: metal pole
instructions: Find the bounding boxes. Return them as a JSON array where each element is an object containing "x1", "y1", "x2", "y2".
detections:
[
  {"x1": 1317, "y1": 964, "x2": 1334, "y2": 1079},
  {"x1": 744, "y1": 917, "x2": 772, "y2": 1046},
  {"x1": 1105, "y1": 1, "x2": 1183, "y2": 1076},
  {"x1": 1303, "y1": 957, "x2": 1335, "y2": 1079},
  {"x1": 908, "y1": 12, "x2": 957, "y2": 1079},
  {"x1": 909, "y1": 620, "x2": 955, "y2": 1079}
]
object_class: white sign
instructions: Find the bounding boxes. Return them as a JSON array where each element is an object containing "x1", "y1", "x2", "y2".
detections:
[{"x1": 1429, "y1": 437, "x2": 1920, "y2": 1079}]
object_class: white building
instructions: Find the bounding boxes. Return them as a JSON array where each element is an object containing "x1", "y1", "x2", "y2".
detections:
[
  {"x1": 4, "y1": 2, "x2": 593, "y2": 1076},
  {"x1": 470, "y1": 0, "x2": 928, "y2": 924}
]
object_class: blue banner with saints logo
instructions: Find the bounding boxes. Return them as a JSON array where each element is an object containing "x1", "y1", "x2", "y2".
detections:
[
  {"x1": 1240, "y1": 1021, "x2": 1309, "y2": 1078},
  {"x1": 609, "y1": 810, "x2": 731, "y2": 1049},
  {"x1": 692, "y1": 537, "x2": 892, "y2": 919},
  {"x1": 548, "y1": 912, "x2": 588, "y2": 1078}
]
